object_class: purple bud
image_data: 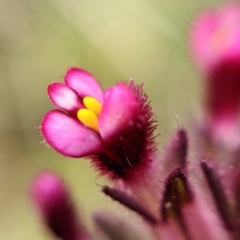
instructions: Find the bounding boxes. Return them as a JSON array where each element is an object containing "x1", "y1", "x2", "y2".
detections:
[
  {"x1": 162, "y1": 128, "x2": 188, "y2": 172},
  {"x1": 200, "y1": 160, "x2": 234, "y2": 231},
  {"x1": 160, "y1": 166, "x2": 192, "y2": 222},
  {"x1": 31, "y1": 171, "x2": 90, "y2": 240},
  {"x1": 102, "y1": 186, "x2": 158, "y2": 224}
]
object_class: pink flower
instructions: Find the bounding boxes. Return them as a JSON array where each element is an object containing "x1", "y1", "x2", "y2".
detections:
[
  {"x1": 31, "y1": 171, "x2": 90, "y2": 240},
  {"x1": 190, "y1": 4, "x2": 240, "y2": 148},
  {"x1": 34, "y1": 4, "x2": 240, "y2": 240},
  {"x1": 41, "y1": 68, "x2": 157, "y2": 180}
]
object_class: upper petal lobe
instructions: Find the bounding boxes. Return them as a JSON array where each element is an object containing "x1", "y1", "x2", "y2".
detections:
[
  {"x1": 65, "y1": 68, "x2": 103, "y2": 103},
  {"x1": 48, "y1": 83, "x2": 83, "y2": 113}
]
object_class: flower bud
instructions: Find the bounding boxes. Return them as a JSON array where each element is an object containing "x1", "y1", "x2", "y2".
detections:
[{"x1": 31, "y1": 171, "x2": 90, "y2": 240}]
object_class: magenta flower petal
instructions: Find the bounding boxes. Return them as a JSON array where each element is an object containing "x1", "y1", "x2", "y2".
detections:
[
  {"x1": 41, "y1": 110, "x2": 103, "y2": 157},
  {"x1": 65, "y1": 68, "x2": 103, "y2": 103},
  {"x1": 48, "y1": 83, "x2": 83, "y2": 113},
  {"x1": 99, "y1": 84, "x2": 139, "y2": 140}
]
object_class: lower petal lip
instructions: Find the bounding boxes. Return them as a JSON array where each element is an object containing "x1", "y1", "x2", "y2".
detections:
[{"x1": 41, "y1": 109, "x2": 103, "y2": 157}]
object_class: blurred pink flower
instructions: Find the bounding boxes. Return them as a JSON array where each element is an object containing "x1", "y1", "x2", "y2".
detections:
[
  {"x1": 31, "y1": 171, "x2": 90, "y2": 240},
  {"x1": 41, "y1": 68, "x2": 157, "y2": 180},
  {"x1": 190, "y1": 4, "x2": 240, "y2": 148}
]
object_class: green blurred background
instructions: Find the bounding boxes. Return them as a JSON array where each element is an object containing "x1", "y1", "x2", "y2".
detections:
[{"x1": 0, "y1": 0, "x2": 222, "y2": 239}]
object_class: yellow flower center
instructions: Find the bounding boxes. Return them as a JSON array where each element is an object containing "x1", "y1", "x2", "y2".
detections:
[{"x1": 77, "y1": 96, "x2": 102, "y2": 132}]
